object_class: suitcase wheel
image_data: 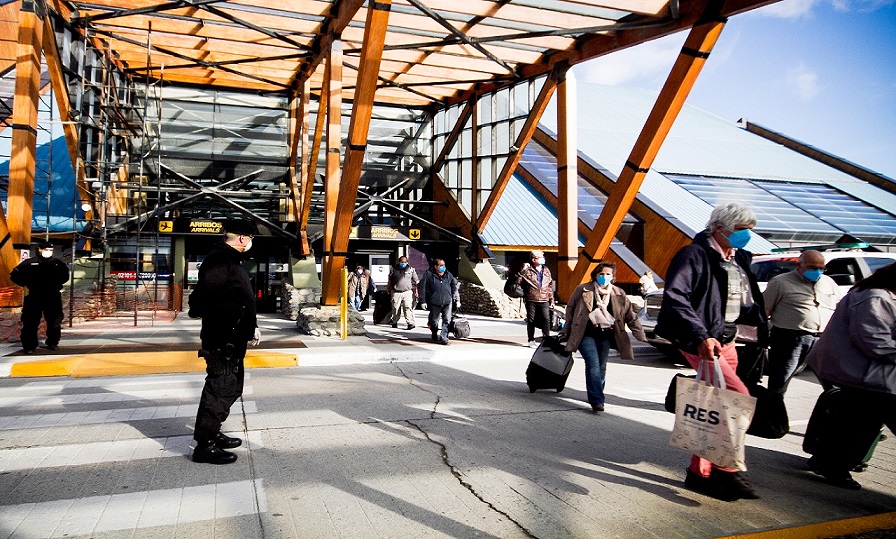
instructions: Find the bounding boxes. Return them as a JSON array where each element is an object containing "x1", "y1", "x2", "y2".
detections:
[
  {"x1": 528, "y1": 385, "x2": 536, "y2": 393},
  {"x1": 556, "y1": 386, "x2": 564, "y2": 393}
]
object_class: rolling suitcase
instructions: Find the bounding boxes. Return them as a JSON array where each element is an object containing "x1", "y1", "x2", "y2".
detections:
[
  {"x1": 372, "y1": 290, "x2": 392, "y2": 325},
  {"x1": 803, "y1": 387, "x2": 883, "y2": 468},
  {"x1": 526, "y1": 336, "x2": 573, "y2": 393}
]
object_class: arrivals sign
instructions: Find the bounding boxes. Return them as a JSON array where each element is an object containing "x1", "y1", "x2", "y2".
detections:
[
  {"x1": 349, "y1": 226, "x2": 423, "y2": 241},
  {"x1": 158, "y1": 219, "x2": 225, "y2": 235}
]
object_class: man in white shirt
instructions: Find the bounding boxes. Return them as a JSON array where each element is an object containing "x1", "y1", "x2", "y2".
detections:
[{"x1": 763, "y1": 250, "x2": 841, "y2": 395}]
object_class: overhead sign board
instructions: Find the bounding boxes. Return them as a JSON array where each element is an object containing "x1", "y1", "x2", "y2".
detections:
[{"x1": 349, "y1": 226, "x2": 423, "y2": 241}]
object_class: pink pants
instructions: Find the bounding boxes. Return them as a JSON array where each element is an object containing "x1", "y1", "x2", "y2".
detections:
[{"x1": 680, "y1": 344, "x2": 749, "y2": 476}]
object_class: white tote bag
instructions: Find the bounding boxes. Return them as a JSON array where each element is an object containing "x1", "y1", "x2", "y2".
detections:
[{"x1": 668, "y1": 359, "x2": 757, "y2": 471}]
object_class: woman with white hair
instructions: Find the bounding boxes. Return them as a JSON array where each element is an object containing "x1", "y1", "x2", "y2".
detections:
[{"x1": 655, "y1": 202, "x2": 768, "y2": 502}]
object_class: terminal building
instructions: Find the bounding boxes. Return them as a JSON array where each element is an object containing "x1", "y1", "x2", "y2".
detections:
[{"x1": 1, "y1": 0, "x2": 894, "y2": 318}]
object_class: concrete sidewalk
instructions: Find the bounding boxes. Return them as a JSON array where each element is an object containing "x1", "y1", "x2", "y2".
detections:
[{"x1": 0, "y1": 310, "x2": 894, "y2": 538}]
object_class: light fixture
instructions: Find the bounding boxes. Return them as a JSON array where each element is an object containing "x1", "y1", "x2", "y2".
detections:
[{"x1": 81, "y1": 203, "x2": 92, "y2": 212}]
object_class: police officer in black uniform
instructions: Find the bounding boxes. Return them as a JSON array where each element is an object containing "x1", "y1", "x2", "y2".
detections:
[
  {"x1": 188, "y1": 221, "x2": 260, "y2": 465},
  {"x1": 10, "y1": 241, "x2": 69, "y2": 354}
]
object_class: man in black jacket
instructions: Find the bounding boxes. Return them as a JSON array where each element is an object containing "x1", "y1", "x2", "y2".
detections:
[
  {"x1": 656, "y1": 202, "x2": 767, "y2": 502},
  {"x1": 188, "y1": 221, "x2": 260, "y2": 465},
  {"x1": 10, "y1": 241, "x2": 69, "y2": 354},
  {"x1": 418, "y1": 258, "x2": 460, "y2": 345}
]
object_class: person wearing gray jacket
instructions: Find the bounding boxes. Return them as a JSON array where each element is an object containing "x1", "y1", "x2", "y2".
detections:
[
  {"x1": 805, "y1": 262, "x2": 896, "y2": 489},
  {"x1": 388, "y1": 256, "x2": 419, "y2": 329}
]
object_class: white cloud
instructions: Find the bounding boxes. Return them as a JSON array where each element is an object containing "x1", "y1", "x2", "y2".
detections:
[
  {"x1": 785, "y1": 64, "x2": 821, "y2": 100},
  {"x1": 573, "y1": 36, "x2": 685, "y2": 87}
]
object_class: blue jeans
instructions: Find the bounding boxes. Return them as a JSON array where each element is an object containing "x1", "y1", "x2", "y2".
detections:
[
  {"x1": 579, "y1": 332, "x2": 612, "y2": 407},
  {"x1": 428, "y1": 303, "x2": 453, "y2": 342},
  {"x1": 350, "y1": 294, "x2": 363, "y2": 311},
  {"x1": 768, "y1": 327, "x2": 818, "y2": 395}
]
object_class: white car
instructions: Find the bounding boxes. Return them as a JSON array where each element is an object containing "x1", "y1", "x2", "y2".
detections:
[{"x1": 750, "y1": 249, "x2": 896, "y2": 294}]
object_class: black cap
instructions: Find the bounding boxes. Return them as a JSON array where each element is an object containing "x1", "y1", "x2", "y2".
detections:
[
  {"x1": 225, "y1": 220, "x2": 256, "y2": 236},
  {"x1": 37, "y1": 241, "x2": 53, "y2": 250}
]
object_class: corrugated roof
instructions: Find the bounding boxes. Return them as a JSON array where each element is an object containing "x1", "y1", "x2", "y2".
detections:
[
  {"x1": 538, "y1": 83, "x2": 895, "y2": 248},
  {"x1": 481, "y1": 174, "x2": 569, "y2": 247}
]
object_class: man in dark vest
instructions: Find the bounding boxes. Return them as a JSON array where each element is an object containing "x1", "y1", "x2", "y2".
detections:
[
  {"x1": 10, "y1": 241, "x2": 69, "y2": 354},
  {"x1": 188, "y1": 221, "x2": 260, "y2": 465}
]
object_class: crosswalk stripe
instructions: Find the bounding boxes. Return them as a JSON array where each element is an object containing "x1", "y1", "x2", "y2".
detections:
[
  {"x1": 0, "y1": 431, "x2": 264, "y2": 473},
  {"x1": 0, "y1": 401, "x2": 257, "y2": 430},
  {"x1": 11, "y1": 372, "x2": 252, "y2": 391},
  {"x1": 0, "y1": 385, "x2": 254, "y2": 407},
  {"x1": 0, "y1": 479, "x2": 267, "y2": 537}
]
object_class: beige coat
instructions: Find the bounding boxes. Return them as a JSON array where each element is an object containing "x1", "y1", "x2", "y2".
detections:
[{"x1": 563, "y1": 282, "x2": 646, "y2": 359}]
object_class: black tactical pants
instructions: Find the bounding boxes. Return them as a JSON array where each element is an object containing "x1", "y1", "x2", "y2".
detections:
[
  {"x1": 21, "y1": 294, "x2": 63, "y2": 351},
  {"x1": 193, "y1": 339, "x2": 247, "y2": 444}
]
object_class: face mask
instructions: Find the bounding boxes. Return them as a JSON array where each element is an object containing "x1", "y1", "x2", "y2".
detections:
[
  {"x1": 596, "y1": 274, "x2": 611, "y2": 287},
  {"x1": 536, "y1": 257, "x2": 546, "y2": 266},
  {"x1": 724, "y1": 228, "x2": 752, "y2": 249},
  {"x1": 399, "y1": 262, "x2": 407, "y2": 268},
  {"x1": 242, "y1": 240, "x2": 252, "y2": 252},
  {"x1": 40, "y1": 250, "x2": 53, "y2": 259},
  {"x1": 437, "y1": 265, "x2": 446, "y2": 273},
  {"x1": 357, "y1": 269, "x2": 363, "y2": 275},
  {"x1": 802, "y1": 268, "x2": 823, "y2": 282}
]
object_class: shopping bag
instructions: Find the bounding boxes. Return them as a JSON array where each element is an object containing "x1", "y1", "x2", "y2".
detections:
[{"x1": 668, "y1": 359, "x2": 757, "y2": 471}]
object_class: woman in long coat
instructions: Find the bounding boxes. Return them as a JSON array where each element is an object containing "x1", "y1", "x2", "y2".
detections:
[{"x1": 564, "y1": 262, "x2": 646, "y2": 412}]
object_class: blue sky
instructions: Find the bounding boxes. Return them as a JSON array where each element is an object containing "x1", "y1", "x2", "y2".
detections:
[{"x1": 574, "y1": 0, "x2": 896, "y2": 181}]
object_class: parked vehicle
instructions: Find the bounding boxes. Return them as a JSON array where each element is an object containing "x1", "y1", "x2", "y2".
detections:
[{"x1": 639, "y1": 243, "x2": 896, "y2": 360}]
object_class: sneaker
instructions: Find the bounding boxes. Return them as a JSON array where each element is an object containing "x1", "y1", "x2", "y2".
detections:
[
  {"x1": 710, "y1": 469, "x2": 759, "y2": 499},
  {"x1": 808, "y1": 457, "x2": 861, "y2": 490},
  {"x1": 684, "y1": 468, "x2": 738, "y2": 502},
  {"x1": 391, "y1": 323, "x2": 399, "y2": 329},
  {"x1": 528, "y1": 340, "x2": 538, "y2": 348},
  {"x1": 407, "y1": 324, "x2": 415, "y2": 330},
  {"x1": 591, "y1": 404, "x2": 605, "y2": 413},
  {"x1": 439, "y1": 339, "x2": 450, "y2": 346},
  {"x1": 192, "y1": 443, "x2": 238, "y2": 465}
]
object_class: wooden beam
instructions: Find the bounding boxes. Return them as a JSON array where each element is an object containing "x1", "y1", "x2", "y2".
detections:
[
  {"x1": 323, "y1": 40, "x2": 343, "y2": 252},
  {"x1": 431, "y1": 97, "x2": 473, "y2": 174},
  {"x1": 474, "y1": 72, "x2": 558, "y2": 234},
  {"x1": 7, "y1": 0, "x2": 44, "y2": 249},
  {"x1": 294, "y1": 80, "x2": 312, "y2": 254},
  {"x1": 321, "y1": 0, "x2": 391, "y2": 305},
  {"x1": 556, "y1": 67, "x2": 578, "y2": 297},
  {"x1": 292, "y1": 0, "x2": 365, "y2": 88},
  {"x1": 301, "y1": 69, "x2": 327, "y2": 232},
  {"x1": 41, "y1": 14, "x2": 94, "y2": 224},
  {"x1": 568, "y1": 3, "x2": 729, "y2": 290}
]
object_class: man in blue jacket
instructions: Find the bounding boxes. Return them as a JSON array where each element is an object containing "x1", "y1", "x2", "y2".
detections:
[
  {"x1": 418, "y1": 258, "x2": 460, "y2": 345},
  {"x1": 656, "y1": 202, "x2": 767, "y2": 502}
]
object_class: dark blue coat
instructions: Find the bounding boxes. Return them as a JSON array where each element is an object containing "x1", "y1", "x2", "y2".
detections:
[
  {"x1": 418, "y1": 269, "x2": 459, "y2": 307},
  {"x1": 655, "y1": 232, "x2": 767, "y2": 354}
]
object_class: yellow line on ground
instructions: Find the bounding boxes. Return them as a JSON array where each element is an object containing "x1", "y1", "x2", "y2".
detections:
[
  {"x1": 9, "y1": 351, "x2": 297, "y2": 378},
  {"x1": 717, "y1": 512, "x2": 896, "y2": 539}
]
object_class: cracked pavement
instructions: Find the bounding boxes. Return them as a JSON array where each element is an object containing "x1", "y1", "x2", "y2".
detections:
[{"x1": 2, "y1": 328, "x2": 895, "y2": 538}]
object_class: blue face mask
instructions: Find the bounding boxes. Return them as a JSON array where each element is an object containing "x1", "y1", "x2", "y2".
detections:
[
  {"x1": 596, "y1": 274, "x2": 611, "y2": 287},
  {"x1": 802, "y1": 268, "x2": 823, "y2": 282},
  {"x1": 725, "y1": 228, "x2": 752, "y2": 249},
  {"x1": 437, "y1": 265, "x2": 446, "y2": 273},
  {"x1": 399, "y1": 262, "x2": 408, "y2": 268},
  {"x1": 536, "y1": 257, "x2": 546, "y2": 266}
]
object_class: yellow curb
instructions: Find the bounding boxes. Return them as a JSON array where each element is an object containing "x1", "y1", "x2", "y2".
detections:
[
  {"x1": 716, "y1": 512, "x2": 896, "y2": 539},
  {"x1": 9, "y1": 350, "x2": 297, "y2": 378}
]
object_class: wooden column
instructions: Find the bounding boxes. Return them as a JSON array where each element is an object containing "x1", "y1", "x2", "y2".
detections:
[
  {"x1": 7, "y1": 0, "x2": 44, "y2": 249},
  {"x1": 321, "y1": 0, "x2": 391, "y2": 305},
  {"x1": 556, "y1": 67, "x2": 578, "y2": 298},
  {"x1": 567, "y1": 7, "x2": 729, "y2": 293},
  {"x1": 322, "y1": 39, "x2": 343, "y2": 260}
]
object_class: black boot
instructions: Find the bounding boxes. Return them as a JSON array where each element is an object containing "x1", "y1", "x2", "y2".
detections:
[
  {"x1": 215, "y1": 432, "x2": 242, "y2": 449},
  {"x1": 193, "y1": 441, "x2": 238, "y2": 465}
]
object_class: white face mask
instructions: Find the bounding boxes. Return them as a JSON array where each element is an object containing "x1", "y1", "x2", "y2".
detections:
[
  {"x1": 40, "y1": 250, "x2": 53, "y2": 259},
  {"x1": 242, "y1": 239, "x2": 252, "y2": 252}
]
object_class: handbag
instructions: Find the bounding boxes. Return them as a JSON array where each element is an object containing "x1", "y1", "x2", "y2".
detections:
[
  {"x1": 664, "y1": 373, "x2": 696, "y2": 413},
  {"x1": 550, "y1": 310, "x2": 565, "y2": 332},
  {"x1": 503, "y1": 279, "x2": 525, "y2": 298},
  {"x1": 746, "y1": 384, "x2": 789, "y2": 439},
  {"x1": 668, "y1": 359, "x2": 757, "y2": 471}
]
